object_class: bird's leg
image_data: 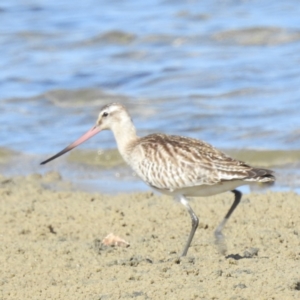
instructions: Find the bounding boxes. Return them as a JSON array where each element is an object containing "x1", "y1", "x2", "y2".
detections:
[
  {"x1": 214, "y1": 189, "x2": 242, "y2": 255},
  {"x1": 176, "y1": 195, "x2": 199, "y2": 257}
]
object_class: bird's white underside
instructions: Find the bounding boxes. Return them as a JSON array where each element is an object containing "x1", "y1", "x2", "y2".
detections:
[{"x1": 151, "y1": 180, "x2": 247, "y2": 197}]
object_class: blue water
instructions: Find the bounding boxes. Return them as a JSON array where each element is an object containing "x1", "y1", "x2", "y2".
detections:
[{"x1": 1, "y1": 0, "x2": 300, "y2": 192}]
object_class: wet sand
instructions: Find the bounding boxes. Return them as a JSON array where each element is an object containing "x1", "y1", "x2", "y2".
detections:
[{"x1": 1, "y1": 173, "x2": 300, "y2": 299}]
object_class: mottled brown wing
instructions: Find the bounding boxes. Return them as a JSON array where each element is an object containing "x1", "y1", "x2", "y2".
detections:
[{"x1": 130, "y1": 134, "x2": 258, "y2": 190}]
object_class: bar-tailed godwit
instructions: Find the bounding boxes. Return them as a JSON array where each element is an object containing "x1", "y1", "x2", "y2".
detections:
[{"x1": 41, "y1": 103, "x2": 275, "y2": 256}]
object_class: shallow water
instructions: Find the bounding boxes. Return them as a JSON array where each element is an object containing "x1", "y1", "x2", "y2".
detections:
[{"x1": 1, "y1": 0, "x2": 300, "y2": 192}]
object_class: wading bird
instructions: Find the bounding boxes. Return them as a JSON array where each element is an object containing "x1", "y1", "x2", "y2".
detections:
[{"x1": 41, "y1": 103, "x2": 275, "y2": 256}]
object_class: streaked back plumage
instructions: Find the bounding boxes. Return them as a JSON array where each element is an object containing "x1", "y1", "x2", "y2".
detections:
[{"x1": 127, "y1": 133, "x2": 274, "y2": 193}]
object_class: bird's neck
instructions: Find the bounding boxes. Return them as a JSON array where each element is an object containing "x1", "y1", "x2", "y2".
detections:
[{"x1": 111, "y1": 119, "x2": 138, "y2": 163}]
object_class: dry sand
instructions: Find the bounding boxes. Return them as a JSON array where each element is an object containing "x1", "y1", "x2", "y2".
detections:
[{"x1": 1, "y1": 172, "x2": 300, "y2": 299}]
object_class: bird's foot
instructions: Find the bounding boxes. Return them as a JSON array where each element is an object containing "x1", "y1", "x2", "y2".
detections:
[{"x1": 214, "y1": 231, "x2": 227, "y2": 255}]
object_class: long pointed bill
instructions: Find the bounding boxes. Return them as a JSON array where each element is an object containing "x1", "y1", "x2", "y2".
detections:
[{"x1": 40, "y1": 126, "x2": 101, "y2": 165}]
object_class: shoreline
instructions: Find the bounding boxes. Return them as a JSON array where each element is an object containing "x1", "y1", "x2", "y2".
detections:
[
  {"x1": 1, "y1": 173, "x2": 300, "y2": 299},
  {"x1": 1, "y1": 147, "x2": 300, "y2": 195}
]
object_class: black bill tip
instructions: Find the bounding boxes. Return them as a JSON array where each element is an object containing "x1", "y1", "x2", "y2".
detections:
[{"x1": 40, "y1": 147, "x2": 71, "y2": 165}]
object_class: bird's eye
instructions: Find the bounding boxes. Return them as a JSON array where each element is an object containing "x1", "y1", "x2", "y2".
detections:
[{"x1": 102, "y1": 112, "x2": 108, "y2": 117}]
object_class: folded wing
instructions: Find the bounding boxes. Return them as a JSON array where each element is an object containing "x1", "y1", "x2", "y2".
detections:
[{"x1": 130, "y1": 134, "x2": 275, "y2": 190}]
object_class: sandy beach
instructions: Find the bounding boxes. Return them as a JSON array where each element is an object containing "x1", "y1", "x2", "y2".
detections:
[{"x1": 1, "y1": 172, "x2": 300, "y2": 299}]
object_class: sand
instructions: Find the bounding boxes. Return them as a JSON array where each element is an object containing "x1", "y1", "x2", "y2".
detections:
[{"x1": 1, "y1": 172, "x2": 300, "y2": 299}]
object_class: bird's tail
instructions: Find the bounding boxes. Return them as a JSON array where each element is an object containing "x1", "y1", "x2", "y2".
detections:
[
  {"x1": 245, "y1": 168, "x2": 275, "y2": 185},
  {"x1": 246, "y1": 168, "x2": 276, "y2": 191},
  {"x1": 246, "y1": 168, "x2": 276, "y2": 184}
]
